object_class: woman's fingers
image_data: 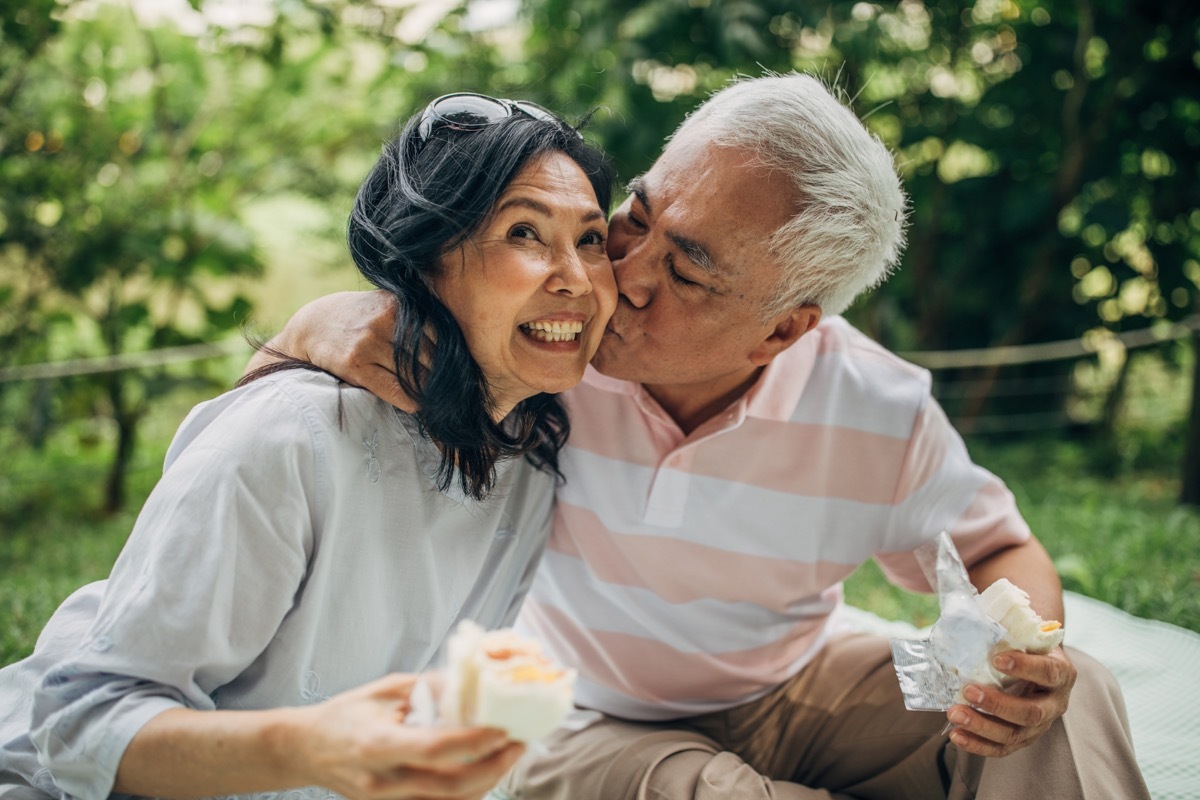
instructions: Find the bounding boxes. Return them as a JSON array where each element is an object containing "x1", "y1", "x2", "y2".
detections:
[
  {"x1": 363, "y1": 741, "x2": 525, "y2": 800},
  {"x1": 385, "y1": 725, "x2": 514, "y2": 770}
]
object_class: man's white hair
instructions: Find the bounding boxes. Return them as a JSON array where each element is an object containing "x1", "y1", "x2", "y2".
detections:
[{"x1": 676, "y1": 73, "x2": 908, "y2": 318}]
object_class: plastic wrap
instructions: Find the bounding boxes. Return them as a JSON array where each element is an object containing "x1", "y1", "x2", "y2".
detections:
[
  {"x1": 890, "y1": 533, "x2": 1065, "y2": 713},
  {"x1": 889, "y1": 532, "x2": 1006, "y2": 711}
]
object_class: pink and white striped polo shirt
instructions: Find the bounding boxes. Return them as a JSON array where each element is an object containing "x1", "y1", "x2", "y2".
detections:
[{"x1": 515, "y1": 316, "x2": 1031, "y2": 721}]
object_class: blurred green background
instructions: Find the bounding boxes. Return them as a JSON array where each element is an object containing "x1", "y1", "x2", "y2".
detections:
[{"x1": 2, "y1": 0, "x2": 1199, "y2": 663}]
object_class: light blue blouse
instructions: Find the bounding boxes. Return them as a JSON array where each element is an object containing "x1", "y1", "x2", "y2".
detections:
[{"x1": 0, "y1": 370, "x2": 555, "y2": 800}]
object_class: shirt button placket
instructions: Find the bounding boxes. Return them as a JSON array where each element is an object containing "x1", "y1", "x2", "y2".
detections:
[{"x1": 644, "y1": 448, "x2": 695, "y2": 528}]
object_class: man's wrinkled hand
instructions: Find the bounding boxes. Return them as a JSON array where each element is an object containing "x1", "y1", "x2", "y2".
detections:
[
  {"x1": 945, "y1": 647, "x2": 1076, "y2": 757},
  {"x1": 271, "y1": 290, "x2": 416, "y2": 412}
]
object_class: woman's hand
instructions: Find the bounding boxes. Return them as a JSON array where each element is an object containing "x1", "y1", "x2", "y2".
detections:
[
  {"x1": 294, "y1": 673, "x2": 524, "y2": 800},
  {"x1": 116, "y1": 673, "x2": 523, "y2": 800}
]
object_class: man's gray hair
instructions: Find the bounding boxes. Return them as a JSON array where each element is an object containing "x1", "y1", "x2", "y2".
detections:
[{"x1": 676, "y1": 73, "x2": 908, "y2": 318}]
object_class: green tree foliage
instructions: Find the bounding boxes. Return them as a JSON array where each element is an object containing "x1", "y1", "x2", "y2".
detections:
[
  {"x1": 0, "y1": 0, "x2": 542, "y2": 512},
  {"x1": 1, "y1": 5, "x2": 271, "y2": 511},
  {"x1": 2, "y1": 0, "x2": 1196, "y2": 508},
  {"x1": 485, "y1": 0, "x2": 1199, "y2": 429}
]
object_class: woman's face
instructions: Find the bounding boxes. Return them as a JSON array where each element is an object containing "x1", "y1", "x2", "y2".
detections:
[{"x1": 433, "y1": 150, "x2": 616, "y2": 418}]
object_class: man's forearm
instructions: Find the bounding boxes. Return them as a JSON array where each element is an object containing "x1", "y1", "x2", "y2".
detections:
[
  {"x1": 243, "y1": 333, "x2": 295, "y2": 378},
  {"x1": 967, "y1": 536, "x2": 1064, "y2": 623},
  {"x1": 239, "y1": 291, "x2": 417, "y2": 411}
]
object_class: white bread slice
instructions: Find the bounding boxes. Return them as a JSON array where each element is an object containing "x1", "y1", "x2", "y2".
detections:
[
  {"x1": 977, "y1": 578, "x2": 1065, "y2": 654},
  {"x1": 439, "y1": 621, "x2": 575, "y2": 742}
]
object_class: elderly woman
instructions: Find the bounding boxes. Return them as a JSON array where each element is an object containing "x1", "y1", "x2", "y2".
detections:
[{"x1": 0, "y1": 93, "x2": 616, "y2": 800}]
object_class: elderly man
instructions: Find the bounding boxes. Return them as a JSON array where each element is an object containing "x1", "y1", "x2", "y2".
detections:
[{"x1": 262, "y1": 74, "x2": 1148, "y2": 799}]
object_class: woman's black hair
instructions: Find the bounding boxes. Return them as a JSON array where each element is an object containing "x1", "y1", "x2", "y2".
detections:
[{"x1": 271, "y1": 103, "x2": 614, "y2": 501}]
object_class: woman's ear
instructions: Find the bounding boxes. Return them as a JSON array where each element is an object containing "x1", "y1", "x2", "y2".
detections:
[{"x1": 749, "y1": 305, "x2": 822, "y2": 367}]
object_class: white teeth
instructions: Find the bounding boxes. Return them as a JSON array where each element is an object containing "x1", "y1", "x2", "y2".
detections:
[
  {"x1": 524, "y1": 320, "x2": 583, "y2": 334},
  {"x1": 522, "y1": 320, "x2": 583, "y2": 342}
]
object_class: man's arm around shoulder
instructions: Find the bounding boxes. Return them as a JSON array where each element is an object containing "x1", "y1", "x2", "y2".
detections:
[{"x1": 246, "y1": 291, "x2": 415, "y2": 412}]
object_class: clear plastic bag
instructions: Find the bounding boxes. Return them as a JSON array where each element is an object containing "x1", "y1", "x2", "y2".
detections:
[{"x1": 889, "y1": 532, "x2": 1006, "y2": 712}]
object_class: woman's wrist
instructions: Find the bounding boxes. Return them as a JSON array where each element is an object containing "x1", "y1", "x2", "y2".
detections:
[
  {"x1": 114, "y1": 706, "x2": 316, "y2": 798},
  {"x1": 256, "y1": 705, "x2": 313, "y2": 788}
]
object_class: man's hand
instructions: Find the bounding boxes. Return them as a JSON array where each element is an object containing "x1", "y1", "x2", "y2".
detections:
[
  {"x1": 945, "y1": 646, "x2": 1077, "y2": 757},
  {"x1": 249, "y1": 290, "x2": 415, "y2": 411}
]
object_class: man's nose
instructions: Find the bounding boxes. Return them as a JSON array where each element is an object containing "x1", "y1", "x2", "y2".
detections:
[{"x1": 612, "y1": 248, "x2": 653, "y2": 309}]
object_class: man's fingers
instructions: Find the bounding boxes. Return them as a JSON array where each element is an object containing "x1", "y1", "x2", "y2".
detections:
[
  {"x1": 335, "y1": 290, "x2": 416, "y2": 412},
  {"x1": 365, "y1": 365, "x2": 418, "y2": 412},
  {"x1": 948, "y1": 724, "x2": 1021, "y2": 758},
  {"x1": 948, "y1": 700, "x2": 1030, "y2": 745},
  {"x1": 992, "y1": 649, "x2": 1076, "y2": 690},
  {"x1": 958, "y1": 684, "x2": 1054, "y2": 728},
  {"x1": 948, "y1": 658, "x2": 1073, "y2": 759}
]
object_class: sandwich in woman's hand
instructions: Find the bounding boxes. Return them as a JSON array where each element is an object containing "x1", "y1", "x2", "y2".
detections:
[{"x1": 439, "y1": 620, "x2": 575, "y2": 742}]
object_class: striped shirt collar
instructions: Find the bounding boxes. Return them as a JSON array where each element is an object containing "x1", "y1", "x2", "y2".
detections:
[{"x1": 579, "y1": 317, "x2": 831, "y2": 427}]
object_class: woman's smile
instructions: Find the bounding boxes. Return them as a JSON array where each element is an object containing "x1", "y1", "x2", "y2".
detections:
[{"x1": 434, "y1": 151, "x2": 616, "y2": 418}]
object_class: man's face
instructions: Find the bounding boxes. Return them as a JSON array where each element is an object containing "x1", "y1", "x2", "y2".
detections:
[{"x1": 591, "y1": 129, "x2": 802, "y2": 414}]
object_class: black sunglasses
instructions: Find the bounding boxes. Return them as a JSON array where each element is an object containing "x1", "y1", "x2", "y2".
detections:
[{"x1": 416, "y1": 92, "x2": 582, "y2": 142}]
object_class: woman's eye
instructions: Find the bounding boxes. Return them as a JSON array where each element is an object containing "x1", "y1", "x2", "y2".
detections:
[
  {"x1": 579, "y1": 230, "x2": 606, "y2": 248},
  {"x1": 509, "y1": 224, "x2": 538, "y2": 240}
]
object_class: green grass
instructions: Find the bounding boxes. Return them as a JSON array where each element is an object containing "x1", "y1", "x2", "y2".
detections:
[
  {"x1": 3, "y1": 378, "x2": 1199, "y2": 667},
  {"x1": 844, "y1": 347, "x2": 1200, "y2": 631},
  {"x1": 0, "y1": 387, "x2": 207, "y2": 665},
  {"x1": 843, "y1": 435, "x2": 1200, "y2": 631}
]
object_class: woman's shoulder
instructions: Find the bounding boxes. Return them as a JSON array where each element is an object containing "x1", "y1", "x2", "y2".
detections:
[
  {"x1": 200, "y1": 368, "x2": 391, "y2": 424},
  {"x1": 165, "y1": 369, "x2": 370, "y2": 467}
]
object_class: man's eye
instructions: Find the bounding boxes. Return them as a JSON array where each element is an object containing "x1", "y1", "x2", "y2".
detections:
[
  {"x1": 669, "y1": 269, "x2": 699, "y2": 287},
  {"x1": 667, "y1": 256, "x2": 701, "y2": 288},
  {"x1": 625, "y1": 213, "x2": 648, "y2": 232}
]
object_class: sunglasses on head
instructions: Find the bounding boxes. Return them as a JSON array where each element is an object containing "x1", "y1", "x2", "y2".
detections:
[{"x1": 416, "y1": 92, "x2": 582, "y2": 143}]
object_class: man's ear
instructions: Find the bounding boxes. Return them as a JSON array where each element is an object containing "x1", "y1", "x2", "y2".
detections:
[{"x1": 749, "y1": 305, "x2": 822, "y2": 366}]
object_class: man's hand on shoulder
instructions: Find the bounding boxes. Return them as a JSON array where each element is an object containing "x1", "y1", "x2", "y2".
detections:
[
  {"x1": 249, "y1": 290, "x2": 416, "y2": 412},
  {"x1": 945, "y1": 646, "x2": 1077, "y2": 758}
]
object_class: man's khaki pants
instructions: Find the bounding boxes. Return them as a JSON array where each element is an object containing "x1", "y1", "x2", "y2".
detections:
[{"x1": 499, "y1": 635, "x2": 1150, "y2": 800}]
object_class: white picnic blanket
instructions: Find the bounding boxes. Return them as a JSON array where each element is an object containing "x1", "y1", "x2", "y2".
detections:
[{"x1": 839, "y1": 592, "x2": 1200, "y2": 800}]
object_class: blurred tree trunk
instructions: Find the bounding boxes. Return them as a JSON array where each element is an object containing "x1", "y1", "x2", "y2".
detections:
[
  {"x1": 1180, "y1": 332, "x2": 1200, "y2": 506},
  {"x1": 1099, "y1": 352, "x2": 1132, "y2": 435},
  {"x1": 102, "y1": 373, "x2": 138, "y2": 515}
]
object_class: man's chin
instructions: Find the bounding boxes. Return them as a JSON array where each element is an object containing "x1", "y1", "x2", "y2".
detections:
[{"x1": 588, "y1": 346, "x2": 638, "y2": 382}]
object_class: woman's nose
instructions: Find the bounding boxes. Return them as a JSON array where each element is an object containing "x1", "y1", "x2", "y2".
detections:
[{"x1": 546, "y1": 249, "x2": 592, "y2": 297}]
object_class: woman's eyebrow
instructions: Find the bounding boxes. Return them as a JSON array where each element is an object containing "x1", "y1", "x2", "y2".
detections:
[
  {"x1": 495, "y1": 196, "x2": 554, "y2": 216},
  {"x1": 495, "y1": 196, "x2": 605, "y2": 223}
]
